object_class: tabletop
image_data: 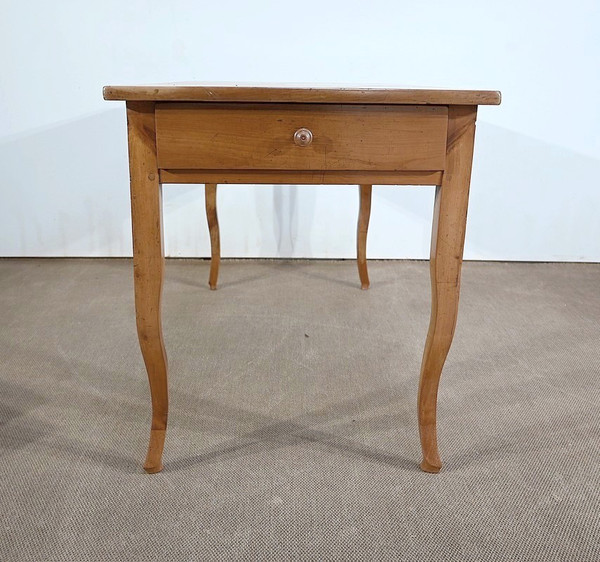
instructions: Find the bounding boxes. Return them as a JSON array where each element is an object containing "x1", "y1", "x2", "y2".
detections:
[{"x1": 103, "y1": 82, "x2": 501, "y2": 105}]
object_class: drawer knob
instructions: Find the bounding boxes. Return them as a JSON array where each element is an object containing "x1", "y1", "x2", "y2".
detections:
[{"x1": 294, "y1": 128, "x2": 313, "y2": 147}]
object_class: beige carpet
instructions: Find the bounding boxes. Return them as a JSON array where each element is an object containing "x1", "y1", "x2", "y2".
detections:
[{"x1": 1, "y1": 258, "x2": 599, "y2": 561}]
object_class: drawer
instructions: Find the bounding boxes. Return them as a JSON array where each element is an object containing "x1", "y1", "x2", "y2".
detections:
[{"x1": 155, "y1": 103, "x2": 448, "y2": 171}]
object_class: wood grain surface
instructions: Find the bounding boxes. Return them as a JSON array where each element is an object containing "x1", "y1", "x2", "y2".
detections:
[{"x1": 155, "y1": 103, "x2": 448, "y2": 171}]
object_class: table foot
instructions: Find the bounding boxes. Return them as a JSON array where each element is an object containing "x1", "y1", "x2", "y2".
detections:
[
  {"x1": 143, "y1": 428, "x2": 166, "y2": 473},
  {"x1": 419, "y1": 423, "x2": 442, "y2": 473},
  {"x1": 420, "y1": 459, "x2": 442, "y2": 474}
]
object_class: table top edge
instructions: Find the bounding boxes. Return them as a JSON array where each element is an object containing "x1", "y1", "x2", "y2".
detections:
[{"x1": 102, "y1": 84, "x2": 502, "y2": 105}]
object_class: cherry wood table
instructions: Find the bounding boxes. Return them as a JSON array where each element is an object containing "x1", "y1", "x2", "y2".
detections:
[{"x1": 103, "y1": 83, "x2": 501, "y2": 474}]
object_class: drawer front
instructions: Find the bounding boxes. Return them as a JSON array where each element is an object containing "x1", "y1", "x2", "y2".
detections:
[{"x1": 155, "y1": 103, "x2": 448, "y2": 171}]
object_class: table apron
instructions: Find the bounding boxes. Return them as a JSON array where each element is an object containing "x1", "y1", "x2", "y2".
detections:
[
  {"x1": 158, "y1": 169, "x2": 444, "y2": 185},
  {"x1": 154, "y1": 103, "x2": 449, "y2": 172}
]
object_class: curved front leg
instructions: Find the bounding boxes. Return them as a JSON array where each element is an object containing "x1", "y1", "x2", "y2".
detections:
[
  {"x1": 127, "y1": 102, "x2": 168, "y2": 473},
  {"x1": 204, "y1": 183, "x2": 220, "y2": 290},
  {"x1": 357, "y1": 184, "x2": 372, "y2": 289},
  {"x1": 418, "y1": 106, "x2": 477, "y2": 473}
]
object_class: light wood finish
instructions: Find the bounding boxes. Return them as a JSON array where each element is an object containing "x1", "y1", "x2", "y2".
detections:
[
  {"x1": 357, "y1": 185, "x2": 372, "y2": 290},
  {"x1": 205, "y1": 183, "x2": 220, "y2": 290},
  {"x1": 126, "y1": 101, "x2": 168, "y2": 474},
  {"x1": 155, "y1": 104, "x2": 448, "y2": 171},
  {"x1": 104, "y1": 83, "x2": 501, "y2": 106},
  {"x1": 418, "y1": 106, "x2": 477, "y2": 473},
  {"x1": 160, "y1": 169, "x2": 443, "y2": 185},
  {"x1": 107, "y1": 84, "x2": 500, "y2": 474}
]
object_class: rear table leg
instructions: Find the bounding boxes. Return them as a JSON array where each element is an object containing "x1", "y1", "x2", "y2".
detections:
[
  {"x1": 357, "y1": 184, "x2": 372, "y2": 290},
  {"x1": 205, "y1": 183, "x2": 220, "y2": 290}
]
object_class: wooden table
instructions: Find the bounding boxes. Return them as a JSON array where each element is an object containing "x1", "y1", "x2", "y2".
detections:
[{"x1": 103, "y1": 83, "x2": 501, "y2": 474}]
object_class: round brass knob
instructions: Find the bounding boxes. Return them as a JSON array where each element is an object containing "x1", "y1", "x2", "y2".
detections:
[{"x1": 294, "y1": 128, "x2": 313, "y2": 147}]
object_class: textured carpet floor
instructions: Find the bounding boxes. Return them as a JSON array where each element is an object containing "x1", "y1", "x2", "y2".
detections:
[{"x1": 0, "y1": 259, "x2": 599, "y2": 561}]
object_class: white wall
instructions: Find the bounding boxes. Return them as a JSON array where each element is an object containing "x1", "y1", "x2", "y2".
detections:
[{"x1": 1, "y1": 0, "x2": 599, "y2": 260}]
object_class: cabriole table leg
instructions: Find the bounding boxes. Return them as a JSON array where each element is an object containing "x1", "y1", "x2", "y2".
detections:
[
  {"x1": 204, "y1": 183, "x2": 220, "y2": 290},
  {"x1": 357, "y1": 184, "x2": 372, "y2": 290},
  {"x1": 418, "y1": 106, "x2": 477, "y2": 473},
  {"x1": 127, "y1": 101, "x2": 169, "y2": 474}
]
